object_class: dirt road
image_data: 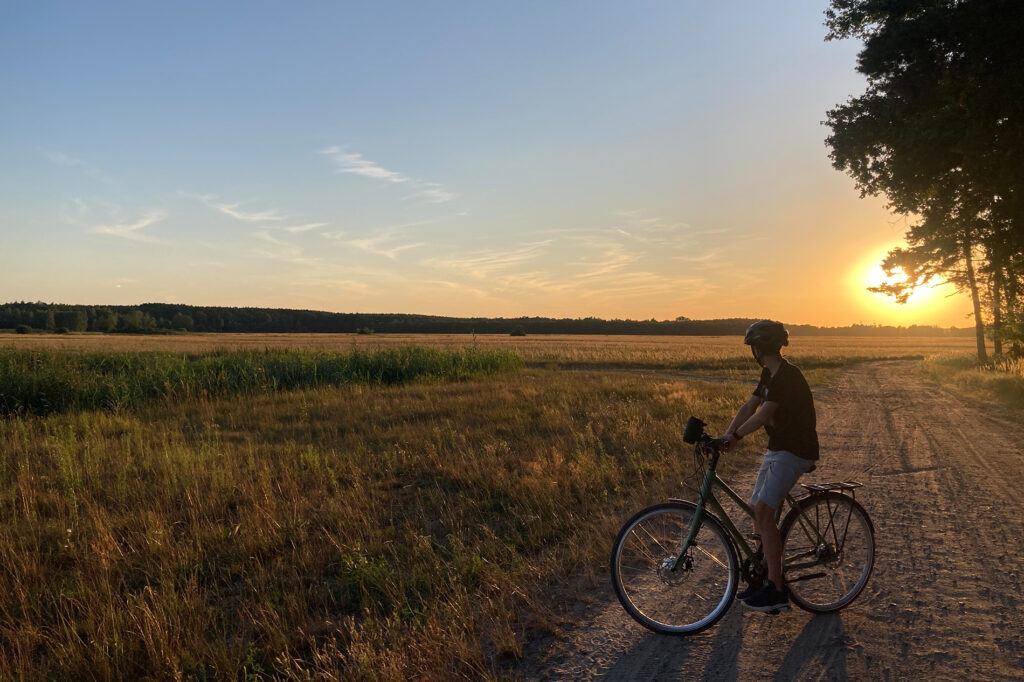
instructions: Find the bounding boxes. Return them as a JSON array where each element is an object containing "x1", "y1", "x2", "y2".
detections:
[{"x1": 519, "y1": 360, "x2": 1024, "y2": 681}]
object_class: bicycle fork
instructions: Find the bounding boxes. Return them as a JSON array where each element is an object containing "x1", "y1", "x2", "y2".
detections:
[{"x1": 669, "y1": 460, "x2": 719, "y2": 572}]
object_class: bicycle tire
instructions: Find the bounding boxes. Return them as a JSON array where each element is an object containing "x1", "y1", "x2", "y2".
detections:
[
  {"x1": 780, "y1": 491, "x2": 875, "y2": 613},
  {"x1": 610, "y1": 501, "x2": 738, "y2": 635}
]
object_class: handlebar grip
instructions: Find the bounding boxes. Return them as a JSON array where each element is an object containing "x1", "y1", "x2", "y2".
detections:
[{"x1": 707, "y1": 437, "x2": 729, "y2": 452}]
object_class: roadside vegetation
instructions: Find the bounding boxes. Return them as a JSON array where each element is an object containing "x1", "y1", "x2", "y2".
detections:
[
  {"x1": 919, "y1": 353, "x2": 1024, "y2": 409},
  {"x1": 0, "y1": 347, "x2": 520, "y2": 417},
  {"x1": 0, "y1": 335, "x2": 977, "y2": 679}
]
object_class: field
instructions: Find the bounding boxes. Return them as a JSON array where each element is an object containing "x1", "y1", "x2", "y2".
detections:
[
  {"x1": 0, "y1": 333, "x2": 985, "y2": 679},
  {"x1": 0, "y1": 331, "x2": 978, "y2": 374}
]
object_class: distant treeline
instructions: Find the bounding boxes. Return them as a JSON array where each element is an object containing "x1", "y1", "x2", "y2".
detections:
[{"x1": 0, "y1": 301, "x2": 971, "y2": 337}]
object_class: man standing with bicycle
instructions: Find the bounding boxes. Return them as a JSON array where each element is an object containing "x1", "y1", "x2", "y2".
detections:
[{"x1": 721, "y1": 320, "x2": 819, "y2": 613}]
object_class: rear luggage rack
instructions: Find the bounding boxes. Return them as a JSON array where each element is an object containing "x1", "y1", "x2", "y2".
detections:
[{"x1": 800, "y1": 481, "x2": 863, "y2": 499}]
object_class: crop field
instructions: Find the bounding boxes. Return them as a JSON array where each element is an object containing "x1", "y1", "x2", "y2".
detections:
[
  {"x1": 0, "y1": 330, "x2": 977, "y2": 365},
  {"x1": 0, "y1": 334, "x2": 981, "y2": 679}
]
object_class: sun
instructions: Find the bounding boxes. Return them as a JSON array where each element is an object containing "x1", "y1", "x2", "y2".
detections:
[
  {"x1": 864, "y1": 262, "x2": 910, "y2": 292},
  {"x1": 849, "y1": 247, "x2": 950, "y2": 323}
]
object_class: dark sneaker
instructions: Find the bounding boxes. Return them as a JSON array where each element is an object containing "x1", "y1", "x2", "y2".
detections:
[
  {"x1": 736, "y1": 581, "x2": 766, "y2": 601},
  {"x1": 742, "y1": 583, "x2": 790, "y2": 612}
]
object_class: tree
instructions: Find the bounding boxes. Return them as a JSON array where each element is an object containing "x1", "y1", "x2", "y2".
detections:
[
  {"x1": 38, "y1": 309, "x2": 55, "y2": 331},
  {"x1": 825, "y1": 0, "x2": 1024, "y2": 360},
  {"x1": 171, "y1": 313, "x2": 194, "y2": 331},
  {"x1": 117, "y1": 309, "x2": 156, "y2": 332},
  {"x1": 54, "y1": 309, "x2": 88, "y2": 332},
  {"x1": 93, "y1": 309, "x2": 118, "y2": 333}
]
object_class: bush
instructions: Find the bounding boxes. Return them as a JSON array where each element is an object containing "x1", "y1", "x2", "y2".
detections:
[
  {"x1": 0, "y1": 346, "x2": 523, "y2": 417},
  {"x1": 54, "y1": 327, "x2": 70, "y2": 334},
  {"x1": 15, "y1": 324, "x2": 31, "y2": 334},
  {"x1": 356, "y1": 327, "x2": 374, "y2": 335},
  {"x1": 510, "y1": 327, "x2": 527, "y2": 337}
]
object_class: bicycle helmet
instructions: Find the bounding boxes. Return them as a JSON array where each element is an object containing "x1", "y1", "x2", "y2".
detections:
[{"x1": 743, "y1": 320, "x2": 789, "y2": 353}]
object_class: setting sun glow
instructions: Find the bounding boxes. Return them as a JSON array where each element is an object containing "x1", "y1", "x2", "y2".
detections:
[{"x1": 847, "y1": 247, "x2": 958, "y2": 326}]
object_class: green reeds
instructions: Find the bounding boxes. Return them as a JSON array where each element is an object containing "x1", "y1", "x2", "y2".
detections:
[{"x1": 0, "y1": 347, "x2": 522, "y2": 416}]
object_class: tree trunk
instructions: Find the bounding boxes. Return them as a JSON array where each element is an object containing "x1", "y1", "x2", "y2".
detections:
[
  {"x1": 1006, "y1": 266, "x2": 1022, "y2": 356},
  {"x1": 963, "y1": 241, "x2": 988, "y2": 362},
  {"x1": 992, "y1": 268, "x2": 1003, "y2": 356}
]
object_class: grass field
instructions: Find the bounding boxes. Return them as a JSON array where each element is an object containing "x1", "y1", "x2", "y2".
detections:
[
  {"x1": 0, "y1": 330, "x2": 978, "y2": 365},
  {"x1": 0, "y1": 334, "x2": 983, "y2": 679}
]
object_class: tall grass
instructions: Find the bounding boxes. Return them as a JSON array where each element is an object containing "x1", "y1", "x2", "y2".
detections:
[
  {"x1": 0, "y1": 347, "x2": 521, "y2": 416},
  {"x1": 919, "y1": 353, "x2": 1024, "y2": 407},
  {"x1": 0, "y1": 369, "x2": 754, "y2": 679},
  {"x1": 0, "y1": 336, "x2": 948, "y2": 679}
]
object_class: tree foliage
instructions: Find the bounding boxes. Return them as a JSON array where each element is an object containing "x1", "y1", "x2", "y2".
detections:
[
  {"x1": 825, "y1": 0, "x2": 1024, "y2": 359},
  {"x1": 0, "y1": 301, "x2": 972, "y2": 337}
]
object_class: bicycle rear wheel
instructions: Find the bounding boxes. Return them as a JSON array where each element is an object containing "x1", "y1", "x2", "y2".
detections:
[
  {"x1": 611, "y1": 502, "x2": 738, "y2": 635},
  {"x1": 780, "y1": 492, "x2": 875, "y2": 612}
]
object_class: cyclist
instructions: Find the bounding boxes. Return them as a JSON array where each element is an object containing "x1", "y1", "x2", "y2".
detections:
[{"x1": 721, "y1": 320, "x2": 819, "y2": 613}]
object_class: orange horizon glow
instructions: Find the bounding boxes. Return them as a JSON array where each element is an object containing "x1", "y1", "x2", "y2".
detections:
[{"x1": 841, "y1": 245, "x2": 966, "y2": 328}]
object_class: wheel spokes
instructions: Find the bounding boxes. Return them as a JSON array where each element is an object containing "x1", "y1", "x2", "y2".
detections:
[{"x1": 612, "y1": 505, "x2": 737, "y2": 633}]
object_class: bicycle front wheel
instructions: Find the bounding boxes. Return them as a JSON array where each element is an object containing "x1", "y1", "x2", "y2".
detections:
[
  {"x1": 611, "y1": 502, "x2": 738, "y2": 635},
  {"x1": 781, "y1": 492, "x2": 875, "y2": 613}
]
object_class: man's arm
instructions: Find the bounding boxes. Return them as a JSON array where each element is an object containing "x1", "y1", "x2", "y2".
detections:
[
  {"x1": 737, "y1": 401, "x2": 779, "y2": 438},
  {"x1": 726, "y1": 395, "x2": 761, "y2": 436},
  {"x1": 725, "y1": 400, "x2": 779, "y2": 448}
]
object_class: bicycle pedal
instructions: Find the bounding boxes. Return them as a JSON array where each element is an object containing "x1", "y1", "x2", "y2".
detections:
[{"x1": 747, "y1": 533, "x2": 761, "y2": 541}]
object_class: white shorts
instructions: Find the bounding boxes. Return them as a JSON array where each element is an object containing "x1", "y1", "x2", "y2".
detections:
[{"x1": 749, "y1": 449, "x2": 816, "y2": 510}]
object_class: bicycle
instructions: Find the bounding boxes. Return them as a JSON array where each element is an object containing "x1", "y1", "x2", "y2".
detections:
[{"x1": 610, "y1": 417, "x2": 875, "y2": 635}]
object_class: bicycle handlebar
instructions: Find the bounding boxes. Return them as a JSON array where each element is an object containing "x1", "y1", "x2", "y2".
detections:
[
  {"x1": 704, "y1": 437, "x2": 730, "y2": 453},
  {"x1": 683, "y1": 415, "x2": 728, "y2": 453}
]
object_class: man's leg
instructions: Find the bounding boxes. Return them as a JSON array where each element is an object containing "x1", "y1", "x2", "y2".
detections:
[{"x1": 754, "y1": 500, "x2": 783, "y2": 591}]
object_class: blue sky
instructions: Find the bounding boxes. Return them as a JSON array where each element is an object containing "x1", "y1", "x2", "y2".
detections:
[{"x1": 0, "y1": 1, "x2": 972, "y2": 325}]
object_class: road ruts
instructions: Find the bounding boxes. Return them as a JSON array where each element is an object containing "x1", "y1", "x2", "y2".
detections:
[{"x1": 515, "y1": 360, "x2": 1024, "y2": 681}]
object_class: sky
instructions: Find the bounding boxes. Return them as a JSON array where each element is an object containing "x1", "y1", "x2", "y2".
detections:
[{"x1": 0, "y1": 1, "x2": 974, "y2": 327}]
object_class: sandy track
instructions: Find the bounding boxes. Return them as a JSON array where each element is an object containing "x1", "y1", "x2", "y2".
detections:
[{"x1": 517, "y1": 360, "x2": 1024, "y2": 681}]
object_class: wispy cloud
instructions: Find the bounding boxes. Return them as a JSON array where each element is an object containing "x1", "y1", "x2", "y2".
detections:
[
  {"x1": 673, "y1": 248, "x2": 723, "y2": 265},
  {"x1": 91, "y1": 211, "x2": 167, "y2": 243},
  {"x1": 568, "y1": 243, "x2": 642, "y2": 282},
  {"x1": 320, "y1": 146, "x2": 457, "y2": 203},
  {"x1": 420, "y1": 221, "x2": 717, "y2": 307},
  {"x1": 283, "y1": 222, "x2": 329, "y2": 233},
  {"x1": 322, "y1": 230, "x2": 426, "y2": 259},
  {"x1": 423, "y1": 240, "x2": 551, "y2": 278},
  {"x1": 250, "y1": 230, "x2": 320, "y2": 265},
  {"x1": 217, "y1": 203, "x2": 285, "y2": 222},
  {"x1": 190, "y1": 193, "x2": 286, "y2": 222},
  {"x1": 62, "y1": 196, "x2": 123, "y2": 221},
  {"x1": 321, "y1": 147, "x2": 409, "y2": 183},
  {"x1": 413, "y1": 184, "x2": 457, "y2": 204},
  {"x1": 44, "y1": 150, "x2": 115, "y2": 183}
]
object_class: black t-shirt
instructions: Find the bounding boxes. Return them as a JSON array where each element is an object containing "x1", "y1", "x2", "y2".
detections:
[{"x1": 752, "y1": 359, "x2": 819, "y2": 460}]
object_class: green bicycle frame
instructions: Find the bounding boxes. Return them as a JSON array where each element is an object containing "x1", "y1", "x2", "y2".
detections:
[{"x1": 670, "y1": 445, "x2": 825, "y2": 573}]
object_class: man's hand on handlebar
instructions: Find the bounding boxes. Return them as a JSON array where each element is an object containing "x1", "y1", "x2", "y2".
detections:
[
  {"x1": 709, "y1": 436, "x2": 732, "y2": 452},
  {"x1": 712, "y1": 433, "x2": 740, "y2": 452}
]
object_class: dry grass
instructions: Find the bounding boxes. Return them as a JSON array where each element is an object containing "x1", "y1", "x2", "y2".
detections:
[
  {"x1": 0, "y1": 334, "x2": 976, "y2": 679},
  {"x1": 0, "y1": 370, "x2": 751, "y2": 679},
  {"x1": 919, "y1": 353, "x2": 1024, "y2": 408},
  {"x1": 0, "y1": 331, "x2": 977, "y2": 365}
]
